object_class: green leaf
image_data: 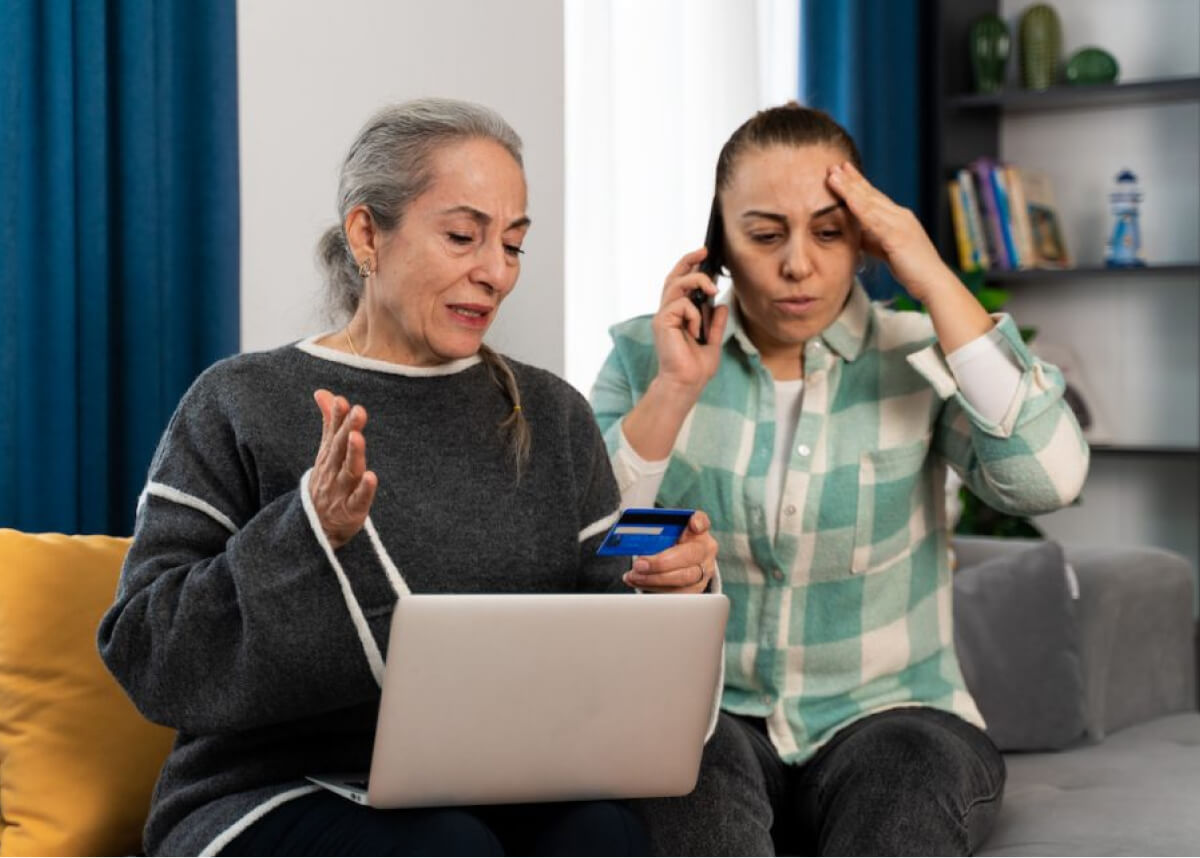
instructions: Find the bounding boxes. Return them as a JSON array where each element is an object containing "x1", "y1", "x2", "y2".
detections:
[
  {"x1": 975, "y1": 287, "x2": 1011, "y2": 313},
  {"x1": 955, "y1": 268, "x2": 986, "y2": 292},
  {"x1": 954, "y1": 486, "x2": 1045, "y2": 539}
]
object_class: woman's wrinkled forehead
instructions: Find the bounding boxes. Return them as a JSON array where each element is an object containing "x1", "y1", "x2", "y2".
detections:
[
  {"x1": 414, "y1": 137, "x2": 528, "y2": 218},
  {"x1": 721, "y1": 143, "x2": 850, "y2": 217},
  {"x1": 715, "y1": 105, "x2": 861, "y2": 192}
]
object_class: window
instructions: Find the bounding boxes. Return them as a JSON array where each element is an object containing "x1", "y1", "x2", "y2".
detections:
[{"x1": 564, "y1": 0, "x2": 799, "y2": 393}]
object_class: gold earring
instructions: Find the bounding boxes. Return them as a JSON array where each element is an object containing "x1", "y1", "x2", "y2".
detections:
[{"x1": 357, "y1": 258, "x2": 373, "y2": 278}]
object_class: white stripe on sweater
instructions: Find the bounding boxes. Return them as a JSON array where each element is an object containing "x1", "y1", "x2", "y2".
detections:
[
  {"x1": 198, "y1": 784, "x2": 320, "y2": 857},
  {"x1": 578, "y1": 509, "x2": 620, "y2": 544},
  {"x1": 299, "y1": 469, "x2": 385, "y2": 685},
  {"x1": 365, "y1": 516, "x2": 411, "y2": 597},
  {"x1": 141, "y1": 482, "x2": 238, "y2": 535}
]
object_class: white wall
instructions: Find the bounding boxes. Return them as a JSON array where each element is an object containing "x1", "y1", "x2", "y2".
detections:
[{"x1": 237, "y1": 0, "x2": 566, "y2": 373}]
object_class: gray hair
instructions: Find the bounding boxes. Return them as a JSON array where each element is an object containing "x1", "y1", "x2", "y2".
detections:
[
  {"x1": 317, "y1": 98, "x2": 531, "y2": 477},
  {"x1": 317, "y1": 97, "x2": 524, "y2": 318}
]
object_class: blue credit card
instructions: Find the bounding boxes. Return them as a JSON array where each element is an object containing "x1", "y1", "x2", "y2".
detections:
[{"x1": 595, "y1": 508, "x2": 695, "y2": 556}]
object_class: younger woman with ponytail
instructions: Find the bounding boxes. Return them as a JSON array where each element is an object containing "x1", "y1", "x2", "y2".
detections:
[{"x1": 593, "y1": 102, "x2": 1089, "y2": 855}]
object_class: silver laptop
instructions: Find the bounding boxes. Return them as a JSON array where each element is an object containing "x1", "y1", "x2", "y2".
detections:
[{"x1": 308, "y1": 592, "x2": 728, "y2": 808}]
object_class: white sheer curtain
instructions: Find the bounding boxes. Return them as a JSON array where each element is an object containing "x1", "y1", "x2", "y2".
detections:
[{"x1": 563, "y1": 0, "x2": 799, "y2": 394}]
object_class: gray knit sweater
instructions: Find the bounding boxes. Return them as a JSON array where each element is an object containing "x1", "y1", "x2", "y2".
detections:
[{"x1": 98, "y1": 338, "x2": 628, "y2": 856}]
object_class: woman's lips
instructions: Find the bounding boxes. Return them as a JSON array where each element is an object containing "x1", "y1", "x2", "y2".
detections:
[
  {"x1": 774, "y1": 296, "x2": 818, "y2": 316},
  {"x1": 446, "y1": 303, "x2": 493, "y2": 329}
]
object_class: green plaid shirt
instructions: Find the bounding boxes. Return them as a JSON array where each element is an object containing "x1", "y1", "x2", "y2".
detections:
[{"x1": 591, "y1": 283, "x2": 1088, "y2": 762}]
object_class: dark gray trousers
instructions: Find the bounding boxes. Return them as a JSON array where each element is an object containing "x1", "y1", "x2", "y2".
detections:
[{"x1": 635, "y1": 707, "x2": 1006, "y2": 856}]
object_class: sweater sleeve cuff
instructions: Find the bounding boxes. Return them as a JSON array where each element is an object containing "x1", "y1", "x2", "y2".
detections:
[
  {"x1": 945, "y1": 326, "x2": 1023, "y2": 424},
  {"x1": 907, "y1": 314, "x2": 1052, "y2": 438}
]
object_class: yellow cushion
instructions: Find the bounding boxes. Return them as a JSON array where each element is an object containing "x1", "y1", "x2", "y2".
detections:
[{"x1": 0, "y1": 530, "x2": 175, "y2": 857}]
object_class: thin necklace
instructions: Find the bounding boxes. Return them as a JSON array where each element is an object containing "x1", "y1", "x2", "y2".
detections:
[{"x1": 345, "y1": 327, "x2": 361, "y2": 357}]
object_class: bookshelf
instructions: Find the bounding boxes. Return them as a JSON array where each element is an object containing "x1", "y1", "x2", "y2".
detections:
[
  {"x1": 923, "y1": 0, "x2": 1199, "y2": 580},
  {"x1": 982, "y1": 263, "x2": 1200, "y2": 284},
  {"x1": 1091, "y1": 444, "x2": 1200, "y2": 457},
  {"x1": 947, "y1": 75, "x2": 1200, "y2": 111}
]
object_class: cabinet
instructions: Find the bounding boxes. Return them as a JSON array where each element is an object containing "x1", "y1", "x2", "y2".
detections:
[{"x1": 922, "y1": 0, "x2": 1200, "y2": 590}]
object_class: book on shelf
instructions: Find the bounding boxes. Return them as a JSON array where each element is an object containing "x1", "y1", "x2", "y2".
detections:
[
  {"x1": 947, "y1": 180, "x2": 974, "y2": 270},
  {"x1": 1003, "y1": 166, "x2": 1038, "y2": 268},
  {"x1": 949, "y1": 160, "x2": 1072, "y2": 272},
  {"x1": 1020, "y1": 168, "x2": 1072, "y2": 268},
  {"x1": 947, "y1": 176, "x2": 975, "y2": 271},
  {"x1": 957, "y1": 169, "x2": 990, "y2": 270},
  {"x1": 988, "y1": 163, "x2": 1024, "y2": 269},
  {"x1": 968, "y1": 158, "x2": 1011, "y2": 270}
]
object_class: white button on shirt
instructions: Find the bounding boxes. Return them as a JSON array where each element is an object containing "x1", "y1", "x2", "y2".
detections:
[
  {"x1": 766, "y1": 379, "x2": 806, "y2": 540},
  {"x1": 797, "y1": 444, "x2": 811, "y2": 457}
]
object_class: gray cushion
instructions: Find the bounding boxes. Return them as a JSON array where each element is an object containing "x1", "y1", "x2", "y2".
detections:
[
  {"x1": 1066, "y1": 545, "x2": 1197, "y2": 740},
  {"x1": 953, "y1": 540, "x2": 1087, "y2": 751}
]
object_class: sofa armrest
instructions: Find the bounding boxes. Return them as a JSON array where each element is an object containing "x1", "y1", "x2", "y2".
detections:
[
  {"x1": 953, "y1": 537, "x2": 1198, "y2": 740},
  {"x1": 1067, "y1": 545, "x2": 1197, "y2": 740}
]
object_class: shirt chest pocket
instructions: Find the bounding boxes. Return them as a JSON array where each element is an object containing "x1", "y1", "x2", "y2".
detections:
[{"x1": 851, "y1": 439, "x2": 932, "y2": 575}]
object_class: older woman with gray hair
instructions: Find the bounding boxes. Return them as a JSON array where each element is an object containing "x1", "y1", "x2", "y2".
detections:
[{"x1": 98, "y1": 98, "x2": 717, "y2": 856}]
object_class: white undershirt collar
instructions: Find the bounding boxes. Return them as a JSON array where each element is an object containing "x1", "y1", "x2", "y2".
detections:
[{"x1": 294, "y1": 334, "x2": 483, "y2": 377}]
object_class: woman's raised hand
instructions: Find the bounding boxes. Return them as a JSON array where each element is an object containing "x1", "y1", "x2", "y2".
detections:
[
  {"x1": 826, "y1": 161, "x2": 958, "y2": 304},
  {"x1": 652, "y1": 248, "x2": 730, "y2": 397},
  {"x1": 310, "y1": 389, "x2": 378, "y2": 550}
]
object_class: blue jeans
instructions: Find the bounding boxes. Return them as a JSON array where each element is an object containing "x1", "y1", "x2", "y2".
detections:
[
  {"x1": 219, "y1": 791, "x2": 648, "y2": 856},
  {"x1": 636, "y1": 707, "x2": 1006, "y2": 856}
]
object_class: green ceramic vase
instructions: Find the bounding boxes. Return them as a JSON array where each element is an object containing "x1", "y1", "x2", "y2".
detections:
[
  {"x1": 1065, "y1": 47, "x2": 1119, "y2": 85},
  {"x1": 1019, "y1": 3, "x2": 1062, "y2": 90},
  {"x1": 968, "y1": 14, "x2": 1011, "y2": 94}
]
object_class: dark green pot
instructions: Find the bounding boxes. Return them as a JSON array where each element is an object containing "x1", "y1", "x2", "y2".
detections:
[
  {"x1": 1020, "y1": 3, "x2": 1062, "y2": 90},
  {"x1": 1065, "y1": 47, "x2": 1119, "y2": 85},
  {"x1": 968, "y1": 14, "x2": 1011, "y2": 94}
]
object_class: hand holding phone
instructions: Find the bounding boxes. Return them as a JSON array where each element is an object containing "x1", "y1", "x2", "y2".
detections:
[{"x1": 690, "y1": 196, "x2": 725, "y2": 345}]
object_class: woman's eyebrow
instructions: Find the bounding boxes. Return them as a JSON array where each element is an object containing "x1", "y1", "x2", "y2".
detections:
[
  {"x1": 740, "y1": 201, "x2": 847, "y2": 225},
  {"x1": 739, "y1": 210, "x2": 788, "y2": 225},
  {"x1": 810, "y1": 200, "x2": 847, "y2": 220},
  {"x1": 439, "y1": 205, "x2": 531, "y2": 231}
]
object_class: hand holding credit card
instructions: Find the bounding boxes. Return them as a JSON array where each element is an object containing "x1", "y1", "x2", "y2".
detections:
[
  {"x1": 598, "y1": 508, "x2": 719, "y2": 595},
  {"x1": 596, "y1": 508, "x2": 696, "y2": 556}
]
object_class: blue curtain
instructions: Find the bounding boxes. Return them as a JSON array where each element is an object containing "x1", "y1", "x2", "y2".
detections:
[
  {"x1": 0, "y1": 0, "x2": 239, "y2": 536},
  {"x1": 801, "y1": 0, "x2": 921, "y2": 301}
]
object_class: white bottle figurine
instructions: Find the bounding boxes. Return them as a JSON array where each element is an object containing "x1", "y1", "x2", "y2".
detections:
[{"x1": 1104, "y1": 169, "x2": 1146, "y2": 268}]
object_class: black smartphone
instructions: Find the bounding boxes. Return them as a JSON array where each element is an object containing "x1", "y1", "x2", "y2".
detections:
[{"x1": 691, "y1": 196, "x2": 724, "y2": 345}]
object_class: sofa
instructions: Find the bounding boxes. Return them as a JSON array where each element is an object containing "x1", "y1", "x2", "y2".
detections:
[
  {"x1": 951, "y1": 536, "x2": 1200, "y2": 856},
  {"x1": 0, "y1": 528, "x2": 1196, "y2": 856}
]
